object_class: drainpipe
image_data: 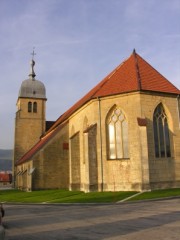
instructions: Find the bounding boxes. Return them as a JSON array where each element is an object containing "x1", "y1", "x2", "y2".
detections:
[
  {"x1": 97, "y1": 97, "x2": 104, "y2": 191},
  {"x1": 177, "y1": 95, "x2": 180, "y2": 129}
]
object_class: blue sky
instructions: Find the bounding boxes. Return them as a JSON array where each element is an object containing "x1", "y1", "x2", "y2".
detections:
[{"x1": 0, "y1": 0, "x2": 179, "y2": 149}]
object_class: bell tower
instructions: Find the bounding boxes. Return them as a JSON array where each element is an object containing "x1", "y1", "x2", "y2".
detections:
[{"x1": 14, "y1": 52, "x2": 47, "y2": 165}]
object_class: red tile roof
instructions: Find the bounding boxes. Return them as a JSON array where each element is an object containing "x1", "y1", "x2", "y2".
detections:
[
  {"x1": 0, "y1": 172, "x2": 12, "y2": 182},
  {"x1": 16, "y1": 50, "x2": 180, "y2": 165},
  {"x1": 47, "y1": 50, "x2": 180, "y2": 132}
]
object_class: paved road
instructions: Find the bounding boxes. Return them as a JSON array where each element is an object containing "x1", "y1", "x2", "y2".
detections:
[{"x1": 3, "y1": 198, "x2": 180, "y2": 240}]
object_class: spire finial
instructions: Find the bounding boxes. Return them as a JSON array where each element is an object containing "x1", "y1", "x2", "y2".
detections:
[
  {"x1": 31, "y1": 47, "x2": 36, "y2": 60},
  {"x1": 29, "y1": 47, "x2": 36, "y2": 79}
]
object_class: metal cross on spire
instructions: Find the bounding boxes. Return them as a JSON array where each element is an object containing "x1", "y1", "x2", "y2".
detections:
[
  {"x1": 31, "y1": 47, "x2": 36, "y2": 60},
  {"x1": 29, "y1": 47, "x2": 36, "y2": 79}
]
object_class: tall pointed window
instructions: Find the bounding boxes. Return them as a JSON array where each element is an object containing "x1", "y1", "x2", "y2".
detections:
[
  {"x1": 28, "y1": 102, "x2": 32, "y2": 112},
  {"x1": 33, "y1": 102, "x2": 37, "y2": 113},
  {"x1": 107, "y1": 108, "x2": 129, "y2": 159},
  {"x1": 153, "y1": 104, "x2": 171, "y2": 158}
]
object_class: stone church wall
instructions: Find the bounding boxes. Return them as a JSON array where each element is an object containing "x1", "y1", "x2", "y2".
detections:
[
  {"x1": 69, "y1": 93, "x2": 145, "y2": 192},
  {"x1": 68, "y1": 91, "x2": 180, "y2": 192},
  {"x1": 140, "y1": 93, "x2": 180, "y2": 189},
  {"x1": 15, "y1": 92, "x2": 180, "y2": 192},
  {"x1": 99, "y1": 93, "x2": 143, "y2": 191},
  {"x1": 32, "y1": 123, "x2": 69, "y2": 190}
]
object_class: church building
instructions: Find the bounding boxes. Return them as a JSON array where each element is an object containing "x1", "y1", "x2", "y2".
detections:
[{"x1": 14, "y1": 50, "x2": 180, "y2": 192}]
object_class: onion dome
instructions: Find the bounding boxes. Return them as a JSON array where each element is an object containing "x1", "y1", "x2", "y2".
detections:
[{"x1": 18, "y1": 59, "x2": 46, "y2": 99}]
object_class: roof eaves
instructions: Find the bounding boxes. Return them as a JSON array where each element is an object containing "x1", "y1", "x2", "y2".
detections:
[{"x1": 139, "y1": 89, "x2": 180, "y2": 96}]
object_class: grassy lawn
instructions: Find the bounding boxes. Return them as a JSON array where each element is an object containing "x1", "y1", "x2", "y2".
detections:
[
  {"x1": 128, "y1": 188, "x2": 180, "y2": 201},
  {"x1": 0, "y1": 188, "x2": 180, "y2": 203},
  {"x1": 50, "y1": 191, "x2": 137, "y2": 203},
  {"x1": 0, "y1": 189, "x2": 137, "y2": 203}
]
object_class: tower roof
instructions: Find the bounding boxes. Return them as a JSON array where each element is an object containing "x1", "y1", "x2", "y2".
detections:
[{"x1": 18, "y1": 59, "x2": 46, "y2": 99}]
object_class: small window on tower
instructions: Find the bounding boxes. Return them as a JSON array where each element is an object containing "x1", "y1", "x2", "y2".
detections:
[
  {"x1": 28, "y1": 102, "x2": 32, "y2": 112},
  {"x1": 33, "y1": 102, "x2": 37, "y2": 113}
]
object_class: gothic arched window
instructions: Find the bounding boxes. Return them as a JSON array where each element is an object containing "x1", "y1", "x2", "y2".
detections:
[
  {"x1": 28, "y1": 102, "x2": 32, "y2": 112},
  {"x1": 153, "y1": 104, "x2": 171, "y2": 158},
  {"x1": 33, "y1": 102, "x2": 37, "y2": 113},
  {"x1": 107, "y1": 108, "x2": 129, "y2": 159}
]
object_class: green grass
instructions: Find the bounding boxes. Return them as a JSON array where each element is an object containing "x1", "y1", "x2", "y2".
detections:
[
  {"x1": 50, "y1": 191, "x2": 137, "y2": 203},
  {"x1": 0, "y1": 189, "x2": 137, "y2": 203},
  {"x1": 128, "y1": 188, "x2": 180, "y2": 201},
  {"x1": 0, "y1": 189, "x2": 82, "y2": 203},
  {"x1": 0, "y1": 188, "x2": 180, "y2": 203}
]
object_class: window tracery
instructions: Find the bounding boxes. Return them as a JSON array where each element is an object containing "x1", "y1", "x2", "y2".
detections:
[
  {"x1": 107, "y1": 107, "x2": 129, "y2": 159},
  {"x1": 153, "y1": 104, "x2": 171, "y2": 158}
]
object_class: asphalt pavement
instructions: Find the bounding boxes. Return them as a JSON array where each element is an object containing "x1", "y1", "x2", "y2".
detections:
[{"x1": 2, "y1": 198, "x2": 180, "y2": 240}]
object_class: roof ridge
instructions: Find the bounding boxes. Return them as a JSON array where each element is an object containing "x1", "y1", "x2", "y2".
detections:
[
  {"x1": 133, "y1": 49, "x2": 142, "y2": 90},
  {"x1": 91, "y1": 59, "x2": 127, "y2": 98}
]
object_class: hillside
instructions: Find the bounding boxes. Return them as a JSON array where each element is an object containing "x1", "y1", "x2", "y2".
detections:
[
  {"x1": 0, "y1": 149, "x2": 13, "y2": 171},
  {"x1": 0, "y1": 149, "x2": 13, "y2": 159}
]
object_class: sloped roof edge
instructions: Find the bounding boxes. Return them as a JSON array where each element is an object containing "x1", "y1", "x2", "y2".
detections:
[{"x1": 16, "y1": 121, "x2": 68, "y2": 165}]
